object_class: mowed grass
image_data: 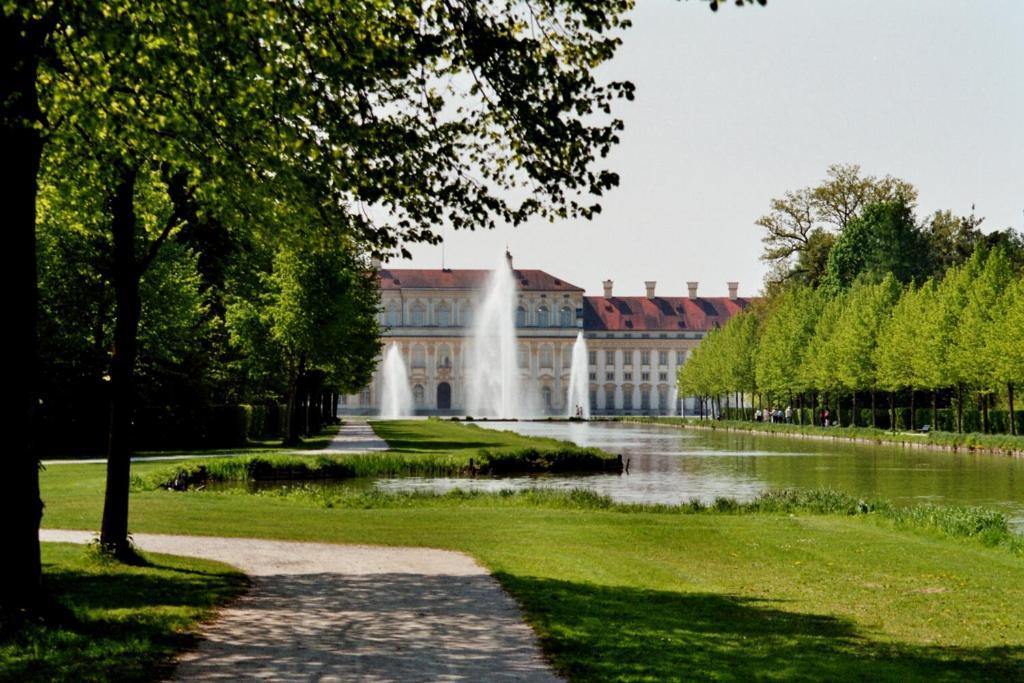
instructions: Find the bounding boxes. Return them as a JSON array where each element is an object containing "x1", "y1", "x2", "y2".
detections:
[
  {"x1": 1, "y1": 543, "x2": 246, "y2": 682},
  {"x1": 137, "y1": 419, "x2": 618, "y2": 489},
  {"x1": 39, "y1": 452, "x2": 1024, "y2": 681}
]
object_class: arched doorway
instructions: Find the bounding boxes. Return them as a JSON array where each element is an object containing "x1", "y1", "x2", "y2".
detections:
[{"x1": 436, "y1": 382, "x2": 452, "y2": 410}]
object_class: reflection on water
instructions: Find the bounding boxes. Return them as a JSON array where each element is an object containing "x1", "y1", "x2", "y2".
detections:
[{"x1": 374, "y1": 421, "x2": 1024, "y2": 529}]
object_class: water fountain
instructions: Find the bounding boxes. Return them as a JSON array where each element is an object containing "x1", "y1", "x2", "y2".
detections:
[
  {"x1": 566, "y1": 331, "x2": 590, "y2": 419},
  {"x1": 379, "y1": 344, "x2": 413, "y2": 418},
  {"x1": 466, "y1": 252, "x2": 525, "y2": 418}
]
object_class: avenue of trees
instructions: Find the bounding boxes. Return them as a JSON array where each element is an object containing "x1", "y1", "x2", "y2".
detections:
[
  {"x1": 679, "y1": 166, "x2": 1024, "y2": 433},
  {"x1": 12, "y1": 0, "x2": 777, "y2": 612}
]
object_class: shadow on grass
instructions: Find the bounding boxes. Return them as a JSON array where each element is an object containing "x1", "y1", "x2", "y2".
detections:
[
  {"x1": 1, "y1": 559, "x2": 247, "y2": 682},
  {"x1": 496, "y1": 573, "x2": 1024, "y2": 682}
]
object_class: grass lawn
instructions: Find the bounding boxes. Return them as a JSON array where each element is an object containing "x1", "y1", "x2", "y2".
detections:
[
  {"x1": 1, "y1": 543, "x2": 246, "y2": 682},
  {"x1": 33, "y1": 419, "x2": 1024, "y2": 681}
]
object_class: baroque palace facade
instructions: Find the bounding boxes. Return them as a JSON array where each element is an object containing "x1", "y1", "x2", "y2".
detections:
[{"x1": 341, "y1": 262, "x2": 753, "y2": 416}]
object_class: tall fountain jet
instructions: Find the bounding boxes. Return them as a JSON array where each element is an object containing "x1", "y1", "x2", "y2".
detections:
[
  {"x1": 466, "y1": 251, "x2": 524, "y2": 418},
  {"x1": 566, "y1": 331, "x2": 590, "y2": 419},
  {"x1": 379, "y1": 344, "x2": 413, "y2": 418}
]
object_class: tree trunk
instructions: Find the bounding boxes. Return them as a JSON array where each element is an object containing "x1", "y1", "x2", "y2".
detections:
[
  {"x1": 798, "y1": 393, "x2": 804, "y2": 426},
  {"x1": 2, "y1": 11, "x2": 50, "y2": 609},
  {"x1": 932, "y1": 389, "x2": 938, "y2": 431},
  {"x1": 982, "y1": 392, "x2": 990, "y2": 434},
  {"x1": 285, "y1": 356, "x2": 306, "y2": 446},
  {"x1": 889, "y1": 392, "x2": 896, "y2": 433},
  {"x1": 910, "y1": 389, "x2": 915, "y2": 431},
  {"x1": 870, "y1": 389, "x2": 876, "y2": 428},
  {"x1": 956, "y1": 384, "x2": 964, "y2": 433},
  {"x1": 100, "y1": 166, "x2": 143, "y2": 559},
  {"x1": 1009, "y1": 383, "x2": 1017, "y2": 436},
  {"x1": 851, "y1": 392, "x2": 858, "y2": 428}
]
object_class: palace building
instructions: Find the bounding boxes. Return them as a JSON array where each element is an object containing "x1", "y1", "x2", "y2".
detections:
[{"x1": 341, "y1": 260, "x2": 754, "y2": 416}]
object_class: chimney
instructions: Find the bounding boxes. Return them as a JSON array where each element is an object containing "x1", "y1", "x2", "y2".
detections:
[
  {"x1": 603, "y1": 279, "x2": 614, "y2": 297},
  {"x1": 687, "y1": 281, "x2": 699, "y2": 299},
  {"x1": 645, "y1": 281, "x2": 657, "y2": 299},
  {"x1": 727, "y1": 282, "x2": 739, "y2": 300}
]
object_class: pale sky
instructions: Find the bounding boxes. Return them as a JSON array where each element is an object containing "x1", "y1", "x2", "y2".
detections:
[{"x1": 387, "y1": 0, "x2": 1024, "y2": 298}]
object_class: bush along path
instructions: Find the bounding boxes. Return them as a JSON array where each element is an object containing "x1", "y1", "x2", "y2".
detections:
[{"x1": 39, "y1": 530, "x2": 559, "y2": 682}]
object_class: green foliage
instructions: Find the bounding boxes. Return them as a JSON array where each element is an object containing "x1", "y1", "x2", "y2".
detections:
[
  {"x1": 754, "y1": 285, "x2": 821, "y2": 396},
  {"x1": 0, "y1": 543, "x2": 246, "y2": 682},
  {"x1": 821, "y1": 199, "x2": 931, "y2": 293}
]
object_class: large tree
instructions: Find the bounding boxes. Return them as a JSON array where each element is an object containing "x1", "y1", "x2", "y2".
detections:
[
  {"x1": 8, "y1": 0, "x2": 770, "y2": 602},
  {"x1": 757, "y1": 164, "x2": 917, "y2": 289}
]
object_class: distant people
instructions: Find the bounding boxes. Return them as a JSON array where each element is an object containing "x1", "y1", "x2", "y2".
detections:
[
  {"x1": 785, "y1": 406, "x2": 793, "y2": 424},
  {"x1": 823, "y1": 409, "x2": 831, "y2": 427}
]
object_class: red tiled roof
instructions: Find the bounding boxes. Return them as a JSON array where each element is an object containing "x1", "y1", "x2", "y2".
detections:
[
  {"x1": 582, "y1": 296, "x2": 754, "y2": 332},
  {"x1": 379, "y1": 269, "x2": 583, "y2": 292}
]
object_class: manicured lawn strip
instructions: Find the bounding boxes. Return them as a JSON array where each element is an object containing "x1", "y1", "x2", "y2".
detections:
[
  {"x1": 39, "y1": 463, "x2": 1024, "y2": 681},
  {"x1": 0, "y1": 543, "x2": 247, "y2": 682},
  {"x1": 618, "y1": 416, "x2": 1024, "y2": 456},
  {"x1": 139, "y1": 420, "x2": 620, "y2": 489}
]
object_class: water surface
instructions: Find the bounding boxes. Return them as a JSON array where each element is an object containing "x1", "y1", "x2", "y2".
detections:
[{"x1": 374, "y1": 421, "x2": 1024, "y2": 529}]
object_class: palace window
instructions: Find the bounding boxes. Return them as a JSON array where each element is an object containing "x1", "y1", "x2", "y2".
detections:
[
  {"x1": 360, "y1": 388, "x2": 372, "y2": 406},
  {"x1": 641, "y1": 388, "x2": 651, "y2": 411},
  {"x1": 623, "y1": 371, "x2": 632, "y2": 381},
  {"x1": 562, "y1": 346, "x2": 573, "y2": 367},
  {"x1": 640, "y1": 350, "x2": 650, "y2": 366},
  {"x1": 677, "y1": 350, "x2": 687, "y2": 364},
  {"x1": 641, "y1": 371, "x2": 650, "y2": 382},
  {"x1": 411, "y1": 303, "x2": 426, "y2": 326},
  {"x1": 540, "y1": 346, "x2": 553, "y2": 368},
  {"x1": 413, "y1": 385, "x2": 425, "y2": 407},
  {"x1": 437, "y1": 344, "x2": 452, "y2": 369},
  {"x1": 589, "y1": 372, "x2": 597, "y2": 381},
  {"x1": 542, "y1": 386, "x2": 553, "y2": 409},
  {"x1": 518, "y1": 345, "x2": 530, "y2": 369},
  {"x1": 659, "y1": 350, "x2": 668, "y2": 366},
  {"x1": 516, "y1": 306, "x2": 527, "y2": 327},
  {"x1": 588, "y1": 350, "x2": 597, "y2": 366},
  {"x1": 605, "y1": 350, "x2": 614, "y2": 365},
  {"x1": 412, "y1": 346, "x2": 426, "y2": 369},
  {"x1": 460, "y1": 302, "x2": 473, "y2": 327},
  {"x1": 658, "y1": 386, "x2": 669, "y2": 411},
  {"x1": 559, "y1": 306, "x2": 574, "y2": 327},
  {"x1": 537, "y1": 305, "x2": 550, "y2": 327},
  {"x1": 623, "y1": 352, "x2": 633, "y2": 367},
  {"x1": 589, "y1": 389, "x2": 598, "y2": 408},
  {"x1": 605, "y1": 371, "x2": 614, "y2": 382},
  {"x1": 659, "y1": 372, "x2": 668, "y2": 382},
  {"x1": 435, "y1": 302, "x2": 451, "y2": 327},
  {"x1": 623, "y1": 387, "x2": 633, "y2": 410},
  {"x1": 387, "y1": 303, "x2": 401, "y2": 327}
]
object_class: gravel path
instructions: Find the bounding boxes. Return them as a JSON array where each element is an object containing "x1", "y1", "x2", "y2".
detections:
[
  {"x1": 321, "y1": 420, "x2": 389, "y2": 453},
  {"x1": 41, "y1": 529, "x2": 559, "y2": 682}
]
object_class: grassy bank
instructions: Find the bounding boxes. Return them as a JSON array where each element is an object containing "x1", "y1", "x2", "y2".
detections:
[
  {"x1": 1, "y1": 543, "x2": 246, "y2": 682},
  {"x1": 617, "y1": 416, "x2": 1024, "y2": 457},
  {"x1": 142, "y1": 420, "x2": 620, "y2": 489},
  {"x1": 39, "y1": 455, "x2": 1024, "y2": 680}
]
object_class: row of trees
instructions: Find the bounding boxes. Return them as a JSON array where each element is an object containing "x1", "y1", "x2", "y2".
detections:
[
  {"x1": 8, "y1": 0, "x2": 684, "y2": 611},
  {"x1": 680, "y1": 166, "x2": 1024, "y2": 434},
  {"x1": 680, "y1": 249, "x2": 1023, "y2": 432}
]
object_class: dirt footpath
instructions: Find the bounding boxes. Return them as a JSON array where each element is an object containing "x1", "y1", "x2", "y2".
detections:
[{"x1": 40, "y1": 530, "x2": 560, "y2": 682}]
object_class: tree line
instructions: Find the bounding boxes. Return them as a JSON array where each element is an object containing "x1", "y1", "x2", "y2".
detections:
[{"x1": 679, "y1": 166, "x2": 1024, "y2": 434}]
